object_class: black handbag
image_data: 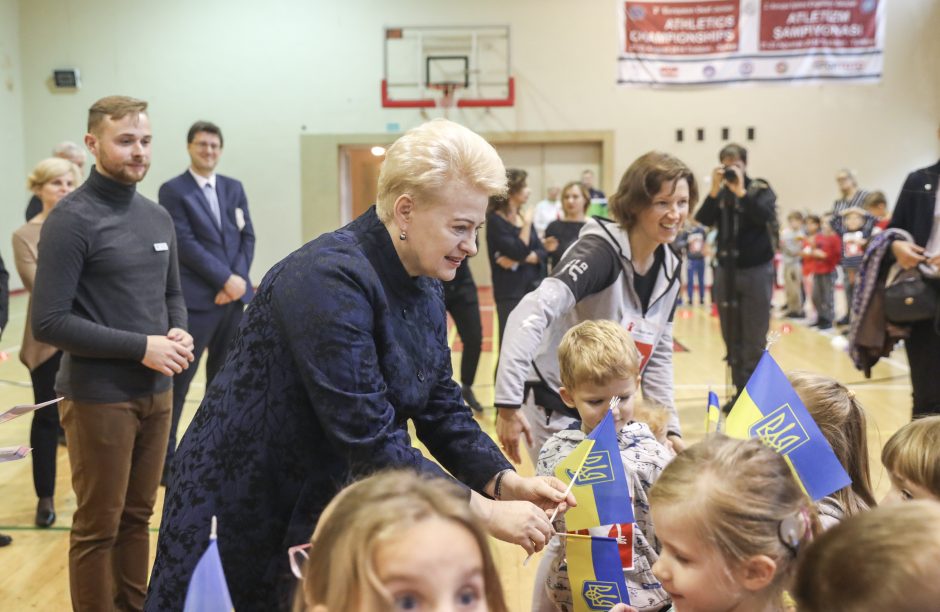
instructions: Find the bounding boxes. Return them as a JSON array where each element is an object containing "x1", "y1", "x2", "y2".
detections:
[{"x1": 884, "y1": 267, "x2": 939, "y2": 324}]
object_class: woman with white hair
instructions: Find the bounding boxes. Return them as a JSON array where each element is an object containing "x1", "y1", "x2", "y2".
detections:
[{"x1": 147, "y1": 119, "x2": 574, "y2": 612}]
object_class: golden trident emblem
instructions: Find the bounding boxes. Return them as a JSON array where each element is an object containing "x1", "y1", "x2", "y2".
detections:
[
  {"x1": 567, "y1": 450, "x2": 614, "y2": 484},
  {"x1": 582, "y1": 581, "x2": 621, "y2": 609},
  {"x1": 750, "y1": 405, "x2": 809, "y2": 456}
]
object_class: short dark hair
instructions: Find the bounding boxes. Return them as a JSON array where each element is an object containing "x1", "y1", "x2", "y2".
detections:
[
  {"x1": 187, "y1": 121, "x2": 224, "y2": 146},
  {"x1": 608, "y1": 151, "x2": 698, "y2": 229},
  {"x1": 487, "y1": 168, "x2": 527, "y2": 214},
  {"x1": 719, "y1": 143, "x2": 748, "y2": 165},
  {"x1": 806, "y1": 214, "x2": 821, "y2": 225}
]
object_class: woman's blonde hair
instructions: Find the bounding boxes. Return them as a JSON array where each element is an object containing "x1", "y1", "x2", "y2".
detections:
[
  {"x1": 794, "y1": 500, "x2": 940, "y2": 611},
  {"x1": 27, "y1": 157, "x2": 82, "y2": 192},
  {"x1": 881, "y1": 415, "x2": 940, "y2": 498},
  {"x1": 608, "y1": 151, "x2": 698, "y2": 229},
  {"x1": 788, "y1": 372, "x2": 876, "y2": 516},
  {"x1": 376, "y1": 119, "x2": 506, "y2": 222},
  {"x1": 650, "y1": 436, "x2": 817, "y2": 597},
  {"x1": 294, "y1": 470, "x2": 507, "y2": 612},
  {"x1": 560, "y1": 180, "x2": 591, "y2": 217},
  {"x1": 557, "y1": 320, "x2": 641, "y2": 390}
]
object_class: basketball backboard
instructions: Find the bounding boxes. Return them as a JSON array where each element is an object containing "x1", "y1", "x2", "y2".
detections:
[{"x1": 382, "y1": 25, "x2": 513, "y2": 110}]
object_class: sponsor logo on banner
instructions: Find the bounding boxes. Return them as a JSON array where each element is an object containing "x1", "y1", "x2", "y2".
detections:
[
  {"x1": 813, "y1": 59, "x2": 865, "y2": 72},
  {"x1": 739, "y1": 61, "x2": 754, "y2": 75},
  {"x1": 582, "y1": 581, "x2": 623, "y2": 610},
  {"x1": 775, "y1": 61, "x2": 789, "y2": 74},
  {"x1": 659, "y1": 66, "x2": 679, "y2": 77},
  {"x1": 703, "y1": 64, "x2": 717, "y2": 78},
  {"x1": 749, "y1": 404, "x2": 811, "y2": 456}
]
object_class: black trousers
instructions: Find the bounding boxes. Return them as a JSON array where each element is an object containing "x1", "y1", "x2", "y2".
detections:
[
  {"x1": 30, "y1": 351, "x2": 63, "y2": 498},
  {"x1": 905, "y1": 318, "x2": 940, "y2": 418},
  {"x1": 166, "y1": 302, "x2": 244, "y2": 466},
  {"x1": 495, "y1": 297, "x2": 523, "y2": 354},
  {"x1": 714, "y1": 261, "x2": 774, "y2": 392},
  {"x1": 444, "y1": 282, "x2": 482, "y2": 386}
]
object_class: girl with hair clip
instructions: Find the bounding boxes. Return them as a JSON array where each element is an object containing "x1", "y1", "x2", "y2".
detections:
[
  {"x1": 793, "y1": 501, "x2": 940, "y2": 612},
  {"x1": 880, "y1": 414, "x2": 940, "y2": 502},
  {"x1": 649, "y1": 435, "x2": 818, "y2": 612},
  {"x1": 787, "y1": 372, "x2": 877, "y2": 529},
  {"x1": 291, "y1": 470, "x2": 508, "y2": 612}
]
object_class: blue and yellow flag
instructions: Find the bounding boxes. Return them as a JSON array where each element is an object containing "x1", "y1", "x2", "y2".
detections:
[
  {"x1": 555, "y1": 410, "x2": 634, "y2": 531},
  {"x1": 566, "y1": 534, "x2": 630, "y2": 612},
  {"x1": 725, "y1": 352, "x2": 851, "y2": 501},
  {"x1": 706, "y1": 390, "x2": 721, "y2": 433}
]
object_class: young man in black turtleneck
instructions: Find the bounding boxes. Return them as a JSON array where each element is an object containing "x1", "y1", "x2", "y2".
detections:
[{"x1": 31, "y1": 95, "x2": 195, "y2": 611}]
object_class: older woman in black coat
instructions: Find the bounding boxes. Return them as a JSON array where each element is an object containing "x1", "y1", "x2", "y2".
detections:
[{"x1": 146, "y1": 119, "x2": 573, "y2": 612}]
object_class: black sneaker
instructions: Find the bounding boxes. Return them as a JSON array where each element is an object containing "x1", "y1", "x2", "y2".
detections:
[
  {"x1": 461, "y1": 385, "x2": 484, "y2": 413},
  {"x1": 0, "y1": 533, "x2": 11, "y2": 547},
  {"x1": 837, "y1": 316, "x2": 850, "y2": 326},
  {"x1": 785, "y1": 311, "x2": 804, "y2": 319},
  {"x1": 817, "y1": 320, "x2": 833, "y2": 330}
]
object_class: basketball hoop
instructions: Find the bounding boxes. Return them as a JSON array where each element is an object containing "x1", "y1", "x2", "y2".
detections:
[{"x1": 430, "y1": 83, "x2": 460, "y2": 119}]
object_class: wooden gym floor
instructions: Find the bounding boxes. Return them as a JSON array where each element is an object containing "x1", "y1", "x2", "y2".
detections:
[{"x1": 0, "y1": 288, "x2": 914, "y2": 609}]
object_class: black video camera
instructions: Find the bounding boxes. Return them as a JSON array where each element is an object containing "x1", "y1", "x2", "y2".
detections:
[{"x1": 722, "y1": 166, "x2": 738, "y2": 182}]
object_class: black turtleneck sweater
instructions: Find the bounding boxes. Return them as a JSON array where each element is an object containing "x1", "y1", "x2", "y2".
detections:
[{"x1": 32, "y1": 166, "x2": 187, "y2": 402}]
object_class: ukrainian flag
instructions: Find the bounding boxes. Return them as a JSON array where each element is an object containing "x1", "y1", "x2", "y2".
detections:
[
  {"x1": 706, "y1": 390, "x2": 721, "y2": 433},
  {"x1": 725, "y1": 352, "x2": 851, "y2": 501},
  {"x1": 566, "y1": 534, "x2": 630, "y2": 612},
  {"x1": 555, "y1": 410, "x2": 634, "y2": 531}
]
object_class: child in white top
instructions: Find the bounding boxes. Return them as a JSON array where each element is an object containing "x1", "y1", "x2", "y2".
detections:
[
  {"x1": 788, "y1": 372, "x2": 876, "y2": 529},
  {"x1": 650, "y1": 435, "x2": 817, "y2": 612},
  {"x1": 535, "y1": 320, "x2": 673, "y2": 612}
]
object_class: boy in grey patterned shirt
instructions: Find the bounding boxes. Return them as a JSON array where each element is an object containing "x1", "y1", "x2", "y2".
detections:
[{"x1": 533, "y1": 320, "x2": 674, "y2": 612}]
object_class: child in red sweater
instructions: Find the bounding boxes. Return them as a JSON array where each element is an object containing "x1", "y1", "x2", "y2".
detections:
[{"x1": 803, "y1": 214, "x2": 842, "y2": 329}]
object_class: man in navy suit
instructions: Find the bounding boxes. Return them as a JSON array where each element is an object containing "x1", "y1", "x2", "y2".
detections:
[{"x1": 159, "y1": 121, "x2": 255, "y2": 478}]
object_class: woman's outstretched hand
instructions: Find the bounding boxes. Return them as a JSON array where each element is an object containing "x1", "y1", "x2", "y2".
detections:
[
  {"x1": 499, "y1": 472, "x2": 577, "y2": 514},
  {"x1": 469, "y1": 493, "x2": 553, "y2": 555}
]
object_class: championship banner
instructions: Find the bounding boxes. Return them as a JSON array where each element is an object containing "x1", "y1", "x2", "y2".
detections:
[{"x1": 617, "y1": 0, "x2": 884, "y2": 86}]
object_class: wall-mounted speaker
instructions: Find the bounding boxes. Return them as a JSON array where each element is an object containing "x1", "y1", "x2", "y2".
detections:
[{"x1": 52, "y1": 69, "x2": 80, "y2": 89}]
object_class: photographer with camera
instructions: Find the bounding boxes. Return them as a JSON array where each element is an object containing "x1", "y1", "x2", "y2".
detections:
[{"x1": 695, "y1": 144, "x2": 777, "y2": 407}]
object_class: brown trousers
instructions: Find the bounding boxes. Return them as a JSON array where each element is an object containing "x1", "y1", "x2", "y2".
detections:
[{"x1": 60, "y1": 391, "x2": 171, "y2": 612}]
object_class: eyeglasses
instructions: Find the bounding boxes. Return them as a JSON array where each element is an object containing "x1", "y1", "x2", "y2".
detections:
[{"x1": 288, "y1": 542, "x2": 311, "y2": 579}]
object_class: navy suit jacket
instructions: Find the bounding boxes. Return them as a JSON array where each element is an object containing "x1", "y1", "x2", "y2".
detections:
[
  {"x1": 159, "y1": 171, "x2": 255, "y2": 311},
  {"x1": 889, "y1": 160, "x2": 940, "y2": 248}
]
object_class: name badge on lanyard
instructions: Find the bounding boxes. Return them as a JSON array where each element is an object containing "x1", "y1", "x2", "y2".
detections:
[
  {"x1": 153, "y1": 242, "x2": 168, "y2": 252},
  {"x1": 621, "y1": 316, "x2": 659, "y2": 372}
]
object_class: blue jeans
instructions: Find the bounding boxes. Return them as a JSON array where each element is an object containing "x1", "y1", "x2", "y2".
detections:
[{"x1": 687, "y1": 258, "x2": 706, "y2": 303}]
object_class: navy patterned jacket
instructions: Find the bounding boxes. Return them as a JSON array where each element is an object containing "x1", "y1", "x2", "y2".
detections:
[{"x1": 146, "y1": 206, "x2": 511, "y2": 611}]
